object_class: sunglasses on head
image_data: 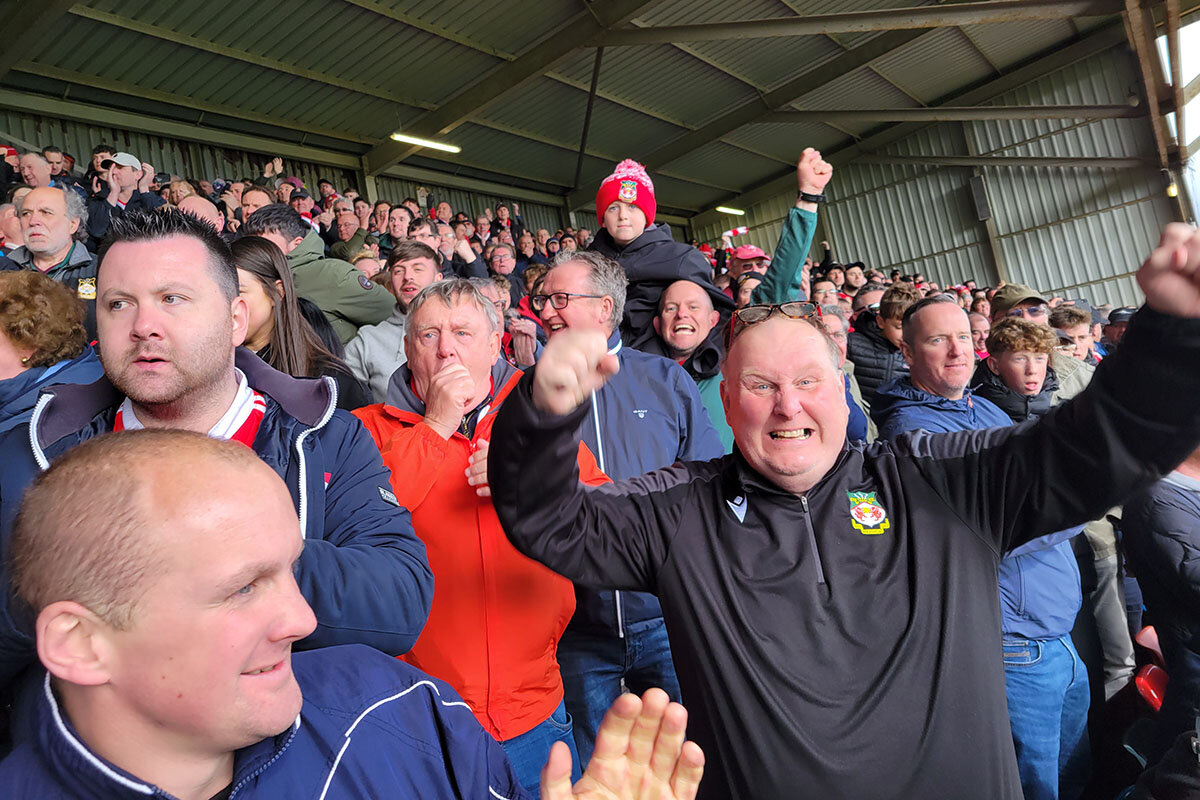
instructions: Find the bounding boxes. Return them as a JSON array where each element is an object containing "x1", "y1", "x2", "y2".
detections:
[{"x1": 727, "y1": 301, "x2": 821, "y2": 348}]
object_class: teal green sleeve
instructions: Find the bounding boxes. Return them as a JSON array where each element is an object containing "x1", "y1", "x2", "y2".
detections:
[{"x1": 751, "y1": 206, "x2": 818, "y2": 305}]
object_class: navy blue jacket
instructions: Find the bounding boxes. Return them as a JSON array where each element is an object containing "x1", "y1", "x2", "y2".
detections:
[
  {"x1": 574, "y1": 330, "x2": 724, "y2": 635},
  {"x1": 846, "y1": 312, "x2": 909, "y2": 406},
  {"x1": 875, "y1": 376, "x2": 1083, "y2": 640},
  {"x1": 0, "y1": 350, "x2": 433, "y2": 687},
  {"x1": 0, "y1": 348, "x2": 103, "y2": 437},
  {"x1": 1123, "y1": 471, "x2": 1200, "y2": 648},
  {"x1": 0, "y1": 645, "x2": 524, "y2": 799}
]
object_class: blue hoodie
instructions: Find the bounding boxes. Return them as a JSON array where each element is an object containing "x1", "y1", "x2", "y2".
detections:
[
  {"x1": 874, "y1": 376, "x2": 1083, "y2": 640},
  {"x1": 0, "y1": 348, "x2": 103, "y2": 436},
  {"x1": 0, "y1": 645, "x2": 525, "y2": 799}
]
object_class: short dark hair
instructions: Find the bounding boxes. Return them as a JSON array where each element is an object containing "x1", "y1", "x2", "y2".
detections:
[
  {"x1": 387, "y1": 240, "x2": 439, "y2": 269},
  {"x1": 408, "y1": 218, "x2": 435, "y2": 237},
  {"x1": 100, "y1": 209, "x2": 238, "y2": 301},
  {"x1": 241, "y1": 185, "x2": 274, "y2": 205},
  {"x1": 92, "y1": 143, "x2": 115, "y2": 156},
  {"x1": 240, "y1": 203, "x2": 310, "y2": 243},
  {"x1": 900, "y1": 294, "x2": 960, "y2": 343},
  {"x1": 41, "y1": 145, "x2": 63, "y2": 157}
]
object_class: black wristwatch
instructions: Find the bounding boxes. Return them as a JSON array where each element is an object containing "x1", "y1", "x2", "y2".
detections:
[{"x1": 798, "y1": 191, "x2": 827, "y2": 204}]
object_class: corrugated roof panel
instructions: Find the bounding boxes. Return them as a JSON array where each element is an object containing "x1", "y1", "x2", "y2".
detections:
[
  {"x1": 722, "y1": 122, "x2": 850, "y2": 163},
  {"x1": 440, "y1": 123, "x2": 579, "y2": 186},
  {"x1": 960, "y1": 20, "x2": 1078, "y2": 72},
  {"x1": 666, "y1": 140, "x2": 793, "y2": 191},
  {"x1": 638, "y1": 173, "x2": 728, "y2": 213},
  {"x1": 792, "y1": 66, "x2": 920, "y2": 135},
  {"x1": 636, "y1": 0, "x2": 794, "y2": 25},
  {"x1": 584, "y1": 100, "x2": 691, "y2": 159},
  {"x1": 681, "y1": 34, "x2": 846, "y2": 92},
  {"x1": 552, "y1": 44, "x2": 756, "y2": 127},
  {"x1": 384, "y1": 0, "x2": 579, "y2": 58},
  {"x1": 872, "y1": 28, "x2": 995, "y2": 104}
]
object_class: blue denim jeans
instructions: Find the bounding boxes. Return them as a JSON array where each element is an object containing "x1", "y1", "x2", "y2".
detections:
[
  {"x1": 1003, "y1": 634, "x2": 1091, "y2": 800},
  {"x1": 557, "y1": 617, "x2": 682, "y2": 766},
  {"x1": 498, "y1": 700, "x2": 580, "y2": 800}
]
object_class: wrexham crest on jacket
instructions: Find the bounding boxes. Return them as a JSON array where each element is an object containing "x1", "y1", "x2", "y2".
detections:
[{"x1": 848, "y1": 491, "x2": 889, "y2": 535}]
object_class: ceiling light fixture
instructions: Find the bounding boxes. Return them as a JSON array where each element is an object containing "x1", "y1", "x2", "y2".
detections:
[
  {"x1": 715, "y1": 206, "x2": 745, "y2": 215},
  {"x1": 390, "y1": 132, "x2": 461, "y2": 154}
]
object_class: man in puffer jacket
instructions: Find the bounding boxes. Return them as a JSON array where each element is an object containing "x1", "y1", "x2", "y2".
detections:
[
  {"x1": 1122, "y1": 441, "x2": 1200, "y2": 764},
  {"x1": 971, "y1": 318, "x2": 1090, "y2": 800},
  {"x1": 848, "y1": 282, "x2": 919, "y2": 406},
  {"x1": 587, "y1": 159, "x2": 733, "y2": 351}
]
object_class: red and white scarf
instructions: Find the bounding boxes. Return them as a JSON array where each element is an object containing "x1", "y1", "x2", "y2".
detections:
[{"x1": 114, "y1": 370, "x2": 267, "y2": 448}]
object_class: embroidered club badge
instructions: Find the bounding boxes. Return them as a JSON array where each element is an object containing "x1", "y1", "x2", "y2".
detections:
[
  {"x1": 848, "y1": 491, "x2": 889, "y2": 535},
  {"x1": 77, "y1": 277, "x2": 97, "y2": 300},
  {"x1": 618, "y1": 179, "x2": 638, "y2": 203}
]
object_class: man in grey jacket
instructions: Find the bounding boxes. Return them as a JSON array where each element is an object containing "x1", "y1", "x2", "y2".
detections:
[{"x1": 345, "y1": 241, "x2": 443, "y2": 403}]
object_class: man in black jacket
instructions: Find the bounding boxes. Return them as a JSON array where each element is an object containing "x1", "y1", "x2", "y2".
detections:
[
  {"x1": 488, "y1": 223, "x2": 1200, "y2": 800},
  {"x1": 1123, "y1": 441, "x2": 1200, "y2": 763},
  {"x1": 846, "y1": 282, "x2": 919, "y2": 405}
]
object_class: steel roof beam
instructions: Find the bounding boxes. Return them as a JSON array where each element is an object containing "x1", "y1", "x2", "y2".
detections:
[
  {"x1": 1123, "y1": 0, "x2": 1174, "y2": 169},
  {"x1": 856, "y1": 154, "x2": 1149, "y2": 167},
  {"x1": 760, "y1": 104, "x2": 1144, "y2": 122},
  {"x1": 66, "y1": 5, "x2": 436, "y2": 110},
  {"x1": 361, "y1": 0, "x2": 662, "y2": 175},
  {"x1": 0, "y1": 0, "x2": 78, "y2": 83},
  {"x1": 566, "y1": 28, "x2": 927, "y2": 209},
  {"x1": 597, "y1": 0, "x2": 1123, "y2": 45},
  {"x1": 686, "y1": 21, "x2": 1132, "y2": 229},
  {"x1": 1165, "y1": 0, "x2": 1187, "y2": 154}
]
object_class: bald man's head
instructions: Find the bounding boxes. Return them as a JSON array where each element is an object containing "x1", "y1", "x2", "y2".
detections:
[
  {"x1": 10, "y1": 430, "x2": 269, "y2": 628},
  {"x1": 177, "y1": 194, "x2": 225, "y2": 234}
]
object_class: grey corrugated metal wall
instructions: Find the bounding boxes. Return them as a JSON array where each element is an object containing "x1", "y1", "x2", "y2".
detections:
[
  {"x1": 967, "y1": 50, "x2": 1175, "y2": 305},
  {"x1": 374, "y1": 175, "x2": 565, "y2": 238},
  {"x1": 0, "y1": 109, "x2": 356, "y2": 194},
  {"x1": 695, "y1": 49, "x2": 1173, "y2": 307}
]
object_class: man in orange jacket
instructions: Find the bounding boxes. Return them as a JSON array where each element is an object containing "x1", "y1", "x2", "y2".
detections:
[{"x1": 355, "y1": 278, "x2": 607, "y2": 798}]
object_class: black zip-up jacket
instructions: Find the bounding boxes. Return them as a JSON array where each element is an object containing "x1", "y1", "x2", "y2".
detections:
[
  {"x1": 489, "y1": 307, "x2": 1200, "y2": 800},
  {"x1": 846, "y1": 310, "x2": 909, "y2": 405}
]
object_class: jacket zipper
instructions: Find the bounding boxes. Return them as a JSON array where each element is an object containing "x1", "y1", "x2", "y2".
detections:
[
  {"x1": 590, "y1": 390, "x2": 623, "y2": 639},
  {"x1": 229, "y1": 718, "x2": 301, "y2": 797},
  {"x1": 294, "y1": 377, "x2": 339, "y2": 537},
  {"x1": 800, "y1": 496, "x2": 827, "y2": 584}
]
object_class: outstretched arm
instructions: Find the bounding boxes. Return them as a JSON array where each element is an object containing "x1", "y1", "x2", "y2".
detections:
[{"x1": 752, "y1": 148, "x2": 831, "y2": 305}]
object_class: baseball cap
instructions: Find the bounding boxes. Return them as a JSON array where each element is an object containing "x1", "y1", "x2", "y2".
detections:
[
  {"x1": 1107, "y1": 306, "x2": 1136, "y2": 325},
  {"x1": 290, "y1": 189, "x2": 311, "y2": 200},
  {"x1": 1, "y1": 145, "x2": 18, "y2": 158},
  {"x1": 991, "y1": 283, "x2": 1048, "y2": 317},
  {"x1": 734, "y1": 244, "x2": 767, "y2": 261},
  {"x1": 100, "y1": 152, "x2": 141, "y2": 170}
]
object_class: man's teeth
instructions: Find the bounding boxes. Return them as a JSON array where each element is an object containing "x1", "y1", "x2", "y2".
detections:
[
  {"x1": 549, "y1": 323, "x2": 565, "y2": 331},
  {"x1": 770, "y1": 429, "x2": 812, "y2": 440},
  {"x1": 246, "y1": 664, "x2": 276, "y2": 675},
  {"x1": 673, "y1": 325, "x2": 695, "y2": 333}
]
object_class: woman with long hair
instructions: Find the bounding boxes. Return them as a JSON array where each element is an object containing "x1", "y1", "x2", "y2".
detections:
[{"x1": 231, "y1": 236, "x2": 370, "y2": 410}]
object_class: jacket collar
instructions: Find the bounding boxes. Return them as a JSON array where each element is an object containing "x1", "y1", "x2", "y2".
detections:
[
  {"x1": 34, "y1": 672, "x2": 298, "y2": 799},
  {"x1": 31, "y1": 350, "x2": 334, "y2": 461},
  {"x1": 384, "y1": 356, "x2": 522, "y2": 421},
  {"x1": 7, "y1": 243, "x2": 93, "y2": 272}
]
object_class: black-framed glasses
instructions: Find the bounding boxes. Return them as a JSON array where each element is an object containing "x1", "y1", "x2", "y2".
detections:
[
  {"x1": 727, "y1": 301, "x2": 820, "y2": 347},
  {"x1": 530, "y1": 292, "x2": 605, "y2": 312}
]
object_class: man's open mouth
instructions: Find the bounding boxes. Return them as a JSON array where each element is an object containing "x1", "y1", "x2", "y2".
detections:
[{"x1": 770, "y1": 429, "x2": 812, "y2": 440}]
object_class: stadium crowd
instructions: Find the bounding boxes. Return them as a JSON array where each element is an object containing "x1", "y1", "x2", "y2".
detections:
[{"x1": 0, "y1": 138, "x2": 1197, "y2": 800}]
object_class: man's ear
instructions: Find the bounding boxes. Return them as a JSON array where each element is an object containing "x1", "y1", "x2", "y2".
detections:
[
  {"x1": 898, "y1": 338, "x2": 914, "y2": 367},
  {"x1": 230, "y1": 295, "x2": 250, "y2": 347},
  {"x1": 37, "y1": 601, "x2": 115, "y2": 687},
  {"x1": 652, "y1": 316, "x2": 662, "y2": 337},
  {"x1": 708, "y1": 310, "x2": 720, "y2": 328},
  {"x1": 986, "y1": 356, "x2": 1000, "y2": 375}
]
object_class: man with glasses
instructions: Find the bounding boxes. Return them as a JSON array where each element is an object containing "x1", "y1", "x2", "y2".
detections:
[
  {"x1": 344, "y1": 241, "x2": 442, "y2": 403},
  {"x1": 487, "y1": 224, "x2": 1200, "y2": 800},
  {"x1": 489, "y1": 242, "x2": 525, "y2": 308},
  {"x1": 530, "y1": 250, "x2": 722, "y2": 769}
]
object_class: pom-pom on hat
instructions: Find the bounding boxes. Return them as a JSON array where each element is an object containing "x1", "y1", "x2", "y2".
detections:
[{"x1": 595, "y1": 159, "x2": 656, "y2": 227}]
